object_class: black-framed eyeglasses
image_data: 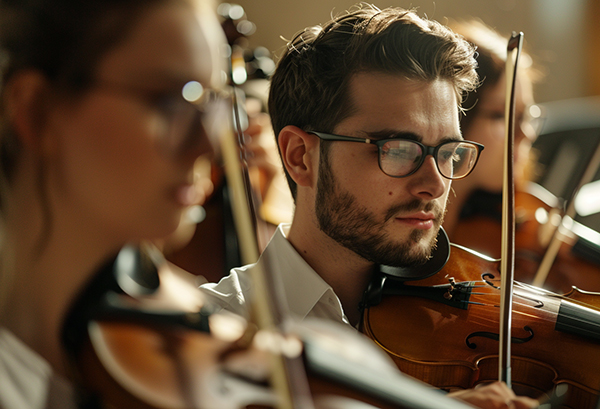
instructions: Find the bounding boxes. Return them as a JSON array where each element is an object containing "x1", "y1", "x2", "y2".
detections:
[
  {"x1": 310, "y1": 131, "x2": 484, "y2": 180},
  {"x1": 93, "y1": 80, "x2": 230, "y2": 156}
]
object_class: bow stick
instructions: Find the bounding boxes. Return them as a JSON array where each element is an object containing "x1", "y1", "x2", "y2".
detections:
[
  {"x1": 499, "y1": 31, "x2": 524, "y2": 387},
  {"x1": 221, "y1": 84, "x2": 315, "y2": 409}
]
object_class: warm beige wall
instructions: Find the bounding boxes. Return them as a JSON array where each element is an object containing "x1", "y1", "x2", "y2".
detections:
[
  {"x1": 586, "y1": 0, "x2": 600, "y2": 96},
  {"x1": 233, "y1": 0, "x2": 595, "y2": 103}
]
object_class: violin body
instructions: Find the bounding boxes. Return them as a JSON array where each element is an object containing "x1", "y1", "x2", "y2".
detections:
[
  {"x1": 76, "y1": 320, "x2": 250, "y2": 409},
  {"x1": 62, "y1": 246, "x2": 255, "y2": 409},
  {"x1": 75, "y1": 303, "x2": 483, "y2": 409},
  {"x1": 361, "y1": 244, "x2": 600, "y2": 409},
  {"x1": 65, "y1": 246, "x2": 479, "y2": 409}
]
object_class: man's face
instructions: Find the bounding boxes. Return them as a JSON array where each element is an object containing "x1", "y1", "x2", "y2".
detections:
[{"x1": 315, "y1": 73, "x2": 460, "y2": 267}]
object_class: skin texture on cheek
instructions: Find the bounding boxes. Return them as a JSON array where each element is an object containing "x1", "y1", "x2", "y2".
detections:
[
  {"x1": 315, "y1": 147, "x2": 443, "y2": 267},
  {"x1": 48, "y1": 95, "x2": 180, "y2": 241}
]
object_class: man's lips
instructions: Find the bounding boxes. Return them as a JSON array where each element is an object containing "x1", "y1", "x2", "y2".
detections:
[{"x1": 395, "y1": 212, "x2": 436, "y2": 228}]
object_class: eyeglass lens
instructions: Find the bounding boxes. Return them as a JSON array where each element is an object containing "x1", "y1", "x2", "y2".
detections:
[
  {"x1": 163, "y1": 81, "x2": 228, "y2": 156},
  {"x1": 379, "y1": 140, "x2": 479, "y2": 179}
]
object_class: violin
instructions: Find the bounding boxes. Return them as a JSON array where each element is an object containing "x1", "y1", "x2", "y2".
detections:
[
  {"x1": 61, "y1": 245, "x2": 252, "y2": 409},
  {"x1": 361, "y1": 229, "x2": 600, "y2": 409},
  {"x1": 451, "y1": 182, "x2": 600, "y2": 294},
  {"x1": 61, "y1": 243, "x2": 482, "y2": 409}
]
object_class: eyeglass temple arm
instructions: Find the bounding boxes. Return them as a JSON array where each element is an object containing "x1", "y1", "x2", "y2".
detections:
[{"x1": 310, "y1": 131, "x2": 373, "y2": 144}]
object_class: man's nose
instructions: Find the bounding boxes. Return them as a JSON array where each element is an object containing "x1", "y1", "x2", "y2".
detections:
[{"x1": 407, "y1": 155, "x2": 447, "y2": 200}]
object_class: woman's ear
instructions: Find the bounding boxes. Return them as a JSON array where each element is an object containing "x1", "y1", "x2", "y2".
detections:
[
  {"x1": 4, "y1": 70, "x2": 50, "y2": 151},
  {"x1": 278, "y1": 125, "x2": 320, "y2": 188}
]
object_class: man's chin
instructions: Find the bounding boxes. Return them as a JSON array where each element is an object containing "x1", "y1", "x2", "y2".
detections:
[
  {"x1": 375, "y1": 235, "x2": 437, "y2": 267},
  {"x1": 403, "y1": 242, "x2": 435, "y2": 265},
  {"x1": 407, "y1": 223, "x2": 438, "y2": 242},
  {"x1": 408, "y1": 228, "x2": 440, "y2": 259}
]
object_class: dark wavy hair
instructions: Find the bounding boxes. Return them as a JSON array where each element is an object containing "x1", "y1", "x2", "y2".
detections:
[
  {"x1": 0, "y1": 0, "x2": 169, "y2": 184},
  {"x1": 268, "y1": 3, "x2": 479, "y2": 199}
]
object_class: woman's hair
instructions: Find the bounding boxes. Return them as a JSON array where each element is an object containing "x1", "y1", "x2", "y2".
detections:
[
  {"x1": 268, "y1": 4, "x2": 478, "y2": 199},
  {"x1": 450, "y1": 19, "x2": 539, "y2": 135},
  {"x1": 0, "y1": 0, "x2": 169, "y2": 183}
]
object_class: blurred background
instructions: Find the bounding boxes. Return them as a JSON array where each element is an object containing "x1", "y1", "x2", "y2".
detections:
[{"x1": 232, "y1": 0, "x2": 600, "y2": 103}]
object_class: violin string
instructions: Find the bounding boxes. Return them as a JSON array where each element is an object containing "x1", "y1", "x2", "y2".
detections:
[
  {"x1": 439, "y1": 277, "x2": 600, "y2": 338},
  {"x1": 447, "y1": 278, "x2": 600, "y2": 329},
  {"x1": 451, "y1": 280, "x2": 558, "y2": 317},
  {"x1": 473, "y1": 291, "x2": 600, "y2": 332}
]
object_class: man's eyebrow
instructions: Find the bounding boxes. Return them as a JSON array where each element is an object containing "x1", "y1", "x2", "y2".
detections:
[{"x1": 363, "y1": 130, "x2": 464, "y2": 143}]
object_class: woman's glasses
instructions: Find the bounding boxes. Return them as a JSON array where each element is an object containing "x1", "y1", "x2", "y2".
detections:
[
  {"x1": 93, "y1": 80, "x2": 230, "y2": 156},
  {"x1": 310, "y1": 131, "x2": 484, "y2": 180}
]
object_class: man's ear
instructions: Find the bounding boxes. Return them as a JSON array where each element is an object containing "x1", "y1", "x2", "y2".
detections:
[
  {"x1": 4, "y1": 70, "x2": 51, "y2": 151},
  {"x1": 278, "y1": 125, "x2": 320, "y2": 188}
]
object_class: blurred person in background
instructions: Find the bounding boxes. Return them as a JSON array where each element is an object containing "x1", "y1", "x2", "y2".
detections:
[{"x1": 0, "y1": 0, "x2": 227, "y2": 407}]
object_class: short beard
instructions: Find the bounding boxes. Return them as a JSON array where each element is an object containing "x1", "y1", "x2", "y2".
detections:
[{"x1": 315, "y1": 147, "x2": 444, "y2": 267}]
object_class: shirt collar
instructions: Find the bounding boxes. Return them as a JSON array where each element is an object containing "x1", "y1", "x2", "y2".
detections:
[
  {"x1": 263, "y1": 224, "x2": 346, "y2": 322},
  {"x1": 0, "y1": 328, "x2": 52, "y2": 409}
]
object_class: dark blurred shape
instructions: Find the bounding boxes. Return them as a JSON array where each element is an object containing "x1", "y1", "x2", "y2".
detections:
[
  {"x1": 217, "y1": 2, "x2": 256, "y2": 45},
  {"x1": 534, "y1": 96, "x2": 600, "y2": 232}
]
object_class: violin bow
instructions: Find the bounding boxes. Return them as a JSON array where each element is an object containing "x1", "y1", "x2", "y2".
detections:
[
  {"x1": 221, "y1": 83, "x2": 315, "y2": 409},
  {"x1": 499, "y1": 31, "x2": 524, "y2": 388}
]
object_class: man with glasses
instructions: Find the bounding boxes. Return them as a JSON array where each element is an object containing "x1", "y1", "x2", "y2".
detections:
[{"x1": 201, "y1": 4, "x2": 537, "y2": 408}]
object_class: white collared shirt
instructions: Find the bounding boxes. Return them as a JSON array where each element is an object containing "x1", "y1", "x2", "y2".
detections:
[
  {"x1": 199, "y1": 224, "x2": 351, "y2": 326},
  {"x1": 0, "y1": 328, "x2": 75, "y2": 409},
  {"x1": 0, "y1": 327, "x2": 51, "y2": 409}
]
